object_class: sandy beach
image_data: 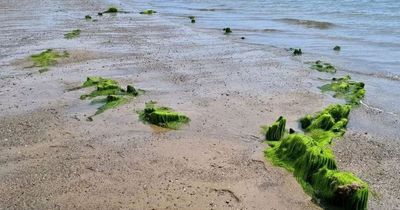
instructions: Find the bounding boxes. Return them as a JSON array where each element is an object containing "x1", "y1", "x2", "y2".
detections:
[{"x1": 0, "y1": 0, "x2": 399, "y2": 209}]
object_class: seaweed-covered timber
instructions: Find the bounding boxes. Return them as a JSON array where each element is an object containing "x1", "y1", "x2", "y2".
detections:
[
  {"x1": 189, "y1": 16, "x2": 196, "y2": 23},
  {"x1": 292, "y1": 48, "x2": 302, "y2": 56},
  {"x1": 78, "y1": 77, "x2": 139, "y2": 117},
  {"x1": 104, "y1": 7, "x2": 118, "y2": 13},
  {"x1": 223, "y1": 27, "x2": 232, "y2": 34},
  {"x1": 310, "y1": 60, "x2": 336, "y2": 73},
  {"x1": 334, "y1": 46, "x2": 341, "y2": 51},
  {"x1": 320, "y1": 75, "x2": 365, "y2": 106},
  {"x1": 139, "y1": 101, "x2": 190, "y2": 129},
  {"x1": 30, "y1": 49, "x2": 69, "y2": 73},
  {"x1": 264, "y1": 116, "x2": 286, "y2": 141},
  {"x1": 64, "y1": 29, "x2": 81, "y2": 39},
  {"x1": 140, "y1": 10, "x2": 156, "y2": 15},
  {"x1": 265, "y1": 104, "x2": 368, "y2": 210}
]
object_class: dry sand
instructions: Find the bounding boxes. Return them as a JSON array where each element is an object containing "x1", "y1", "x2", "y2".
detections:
[{"x1": 0, "y1": 0, "x2": 399, "y2": 209}]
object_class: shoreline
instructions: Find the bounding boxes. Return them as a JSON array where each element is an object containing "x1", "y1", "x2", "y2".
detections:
[{"x1": 1, "y1": 0, "x2": 399, "y2": 209}]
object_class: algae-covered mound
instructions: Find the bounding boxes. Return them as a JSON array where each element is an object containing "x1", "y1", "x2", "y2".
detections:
[
  {"x1": 300, "y1": 104, "x2": 350, "y2": 135},
  {"x1": 30, "y1": 49, "x2": 69, "y2": 73},
  {"x1": 333, "y1": 46, "x2": 341, "y2": 51},
  {"x1": 223, "y1": 27, "x2": 232, "y2": 34},
  {"x1": 80, "y1": 77, "x2": 138, "y2": 99},
  {"x1": 265, "y1": 131, "x2": 368, "y2": 210},
  {"x1": 320, "y1": 75, "x2": 366, "y2": 106},
  {"x1": 189, "y1": 16, "x2": 196, "y2": 23},
  {"x1": 313, "y1": 168, "x2": 369, "y2": 210},
  {"x1": 265, "y1": 103, "x2": 369, "y2": 210},
  {"x1": 91, "y1": 95, "x2": 128, "y2": 115},
  {"x1": 104, "y1": 7, "x2": 118, "y2": 13},
  {"x1": 79, "y1": 77, "x2": 139, "y2": 117},
  {"x1": 64, "y1": 29, "x2": 81, "y2": 39},
  {"x1": 139, "y1": 101, "x2": 190, "y2": 129},
  {"x1": 263, "y1": 116, "x2": 286, "y2": 141},
  {"x1": 140, "y1": 10, "x2": 156, "y2": 15},
  {"x1": 292, "y1": 48, "x2": 302, "y2": 56},
  {"x1": 266, "y1": 133, "x2": 338, "y2": 181},
  {"x1": 310, "y1": 60, "x2": 336, "y2": 73}
]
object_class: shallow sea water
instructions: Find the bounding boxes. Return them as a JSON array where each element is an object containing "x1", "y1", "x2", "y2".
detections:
[{"x1": 112, "y1": 0, "x2": 400, "y2": 115}]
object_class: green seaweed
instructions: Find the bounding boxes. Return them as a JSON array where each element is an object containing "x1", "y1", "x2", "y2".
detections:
[
  {"x1": 294, "y1": 146, "x2": 337, "y2": 182},
  {"x1": 30, "y1": 49, "x2": 69, "y2": 72},
  {"x1": 310, "y1": 60, "x2": 336, "y2": 73},
  {"x1": 223, "y1": 27, "x2": 232, "y2": 34},
  {"x1": 301, "y1": 104, "x2": 350, "y2": 133},
  {"x1": 104, "y1": 7, "x2": 118, "y2": 13},
  {"x1": 266, "y1": 134, "x2": 316, "y2": 170},
  {"x1": 78, "y1": 77, "x2": 140, "y2": 117},
  {"x1": 292, "y1": 48, "x2": 302, "y2": 56},
  {"x1": 265, "y1": 103, "x2": 368, "y2": 209},
  {"x1": 320, "y1": 76, "x2": 366, "y2": 106},
  {"x1": 189, "y1": 16, "x2": 196, "y2": 23},
  {"x1": 94, "y1": 95, "x2": 128, "y2": 115},
  {"x1": 140, "y1": 10, "x2": 156, "y2": 15},
  {"x1": 312, "y1": 168, "x2": 369, "y2": 210},
  {"x1": 64, "y1": 29, "x2": 81, "y2": 39},
  {"x1": 80, "y1": 77, "x2": 138, "y2": 100},
  {"x1": 138, "y1": 101, "x2": 190, "y2": 129},
  {"x1": 81, "y1": 76, "x2": 117, "y2": 88},
  {"x1": 333, "y1": 46, "x2": 341, "y2": 51},
  {"x1": 263, "y1": 116, "x2": 286, "y2": 141},
  {"x1": 38, "y1": 68, "x2": 50, "y2": 73}
]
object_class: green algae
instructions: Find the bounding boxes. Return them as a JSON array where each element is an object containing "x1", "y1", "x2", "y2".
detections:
[
  {"x1": 104, "y1": 7, "x2": 118, "y2": 13},
  {"x1": 295, "y1": 146, "x2": 337, "y2": 182},
  {"x1": 81, "y1": 76, "x2": 116, "y2": 88},
  {"x1": 30, "y1": 49, "x2": 69, "y2": 72},
  {"x1": 310, "y1": 60, "x2": 336, "y2": 73},
  {"x1": 263, "y1": 116, "x2": 286, "y2": 141},
  {"x1": 264, "y1": 103, "x2": 368, "y2": 209},
  {"x1": 312, "y1": 168, "x2": 369, "y2": 210},
  {"x1": 140, "y1": 10, "x2": 156, "y2": 15},
  {"x1": 139, "y1": 101, "x2": 190, "y2": 129},
  {"x1": 266, "y1": 134, "x2": 316, "y2": 170},
  {"x1": 78, "y1": 77, "x2": 140, "y2": 117},
  {"x1": 93, "y1": 95, "x2": 128, "y2": 115},
  {"x1": 223, "y1": 28, "x2": 232, "y2": 34},
  {"x1": 189, "y1": 16, "x2": 196, "y2": 23},
  {"x1": 80, "y1": 77, "x2": 138, "y2": 100},
  {"x1": 320, "y1": 76, "x2": 366, "y2": 106},
  {"x1": 292, "y1": 48, "x2": 302, "y2": 56},
  {"x1": 64, "y1": 29, "x2": 81, "y2": 39},
  {"x1": 301, "y1": 104, "x2": 350, "y2": 135},
  {"x1": 38, "y1": 68, "x2": 50, "y2": 73},
  {"x1": 334, "y1": 46, "x2": 341, "y2": 51}
]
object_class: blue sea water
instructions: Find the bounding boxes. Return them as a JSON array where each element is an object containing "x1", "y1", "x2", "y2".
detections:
[
  {"x1": 132, "y1": 0, "x2": 400, "y2": 77},
  {"x1": 118, "y1": 0, "x2": 400, "y2": 115}
]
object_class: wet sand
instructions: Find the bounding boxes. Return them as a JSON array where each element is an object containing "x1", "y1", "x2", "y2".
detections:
[{"x1": 0, "y1": 0, "x2": 399, "y2": 209}]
